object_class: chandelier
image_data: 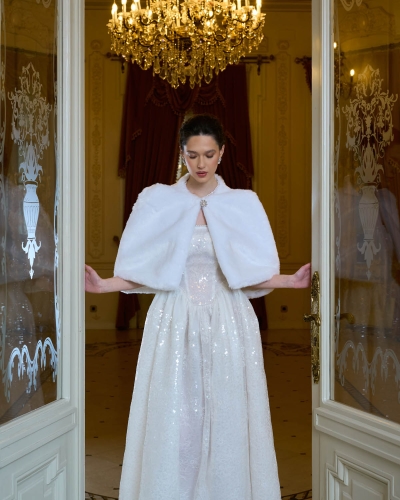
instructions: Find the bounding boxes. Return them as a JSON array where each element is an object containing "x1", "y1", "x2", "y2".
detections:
[{"x1": 108, "y1": 0, "x2": 265, "y2": 88}]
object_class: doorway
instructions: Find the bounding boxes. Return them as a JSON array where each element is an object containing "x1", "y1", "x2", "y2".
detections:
[{"x1": 84, "y1": 1, "x2": 313, "y2": 498}]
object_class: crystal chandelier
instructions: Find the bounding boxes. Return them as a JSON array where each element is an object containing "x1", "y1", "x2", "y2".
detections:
[{"x1": 108, "y1": 0, "x2": 265, "y2": 88}]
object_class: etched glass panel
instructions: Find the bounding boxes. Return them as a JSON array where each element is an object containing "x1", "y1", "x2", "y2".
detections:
[
  {"x1": 0, "y1": 0, "x2": 60, "y2": 425},
  {"x1": 333, "y1": 0, "x2": 400, "y2": 422}
]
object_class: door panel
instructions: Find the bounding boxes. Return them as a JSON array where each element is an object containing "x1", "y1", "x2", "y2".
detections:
[
  {"x1": 0, "y1": 0, "x2": 60, "y2": 426},
  {"x1": 332, "y1": 0, "x2": 400, "y2": 424},
  {"x1": 0, "y1": 1, "x2": 84, "y2": 499},
  {"x1": 313, "y1": 0, "x2": 400, "y2": 498}
]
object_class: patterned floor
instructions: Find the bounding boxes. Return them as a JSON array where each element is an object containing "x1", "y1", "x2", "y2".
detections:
[
  {"x1": 85, "y1": 490, "x2": 312, "y2": 500},
  {"x1": 85, "y1": 329, "x2": 312, "y2": 498}
]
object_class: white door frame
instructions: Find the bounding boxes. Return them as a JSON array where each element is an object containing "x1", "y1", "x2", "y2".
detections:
[
  {"x1": 311, "y1": 0, "x2": 331, "y2": 495},
  {"x1": 0, "y1": 1, "x2": 85, "y2": 499},
  {"x1": 312, "y1": 0, "x2": 400, "y2": 499}
]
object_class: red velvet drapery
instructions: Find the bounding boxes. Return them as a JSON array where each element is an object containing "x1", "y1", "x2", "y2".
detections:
[{"x1": 116, "y1": 63, "x2": 268, "y2": 329}]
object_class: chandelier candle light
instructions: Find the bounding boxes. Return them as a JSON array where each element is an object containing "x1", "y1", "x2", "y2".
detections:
[{"x1": 108, "y1": 0, "x2": 265, "y2": 88}]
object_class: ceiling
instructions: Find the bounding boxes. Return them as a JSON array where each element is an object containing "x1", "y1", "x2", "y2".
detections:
[{"x1": 85, "y1": 0, "x2": 312, "y2": 12}]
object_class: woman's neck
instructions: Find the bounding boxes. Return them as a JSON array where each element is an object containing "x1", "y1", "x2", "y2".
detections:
[{"x1": 186, "y1": 174, "x2": 218, "y2": 198}]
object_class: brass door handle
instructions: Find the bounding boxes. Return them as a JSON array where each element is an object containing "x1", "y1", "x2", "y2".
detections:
[
  {"x1": 337, "y1": 312, "x2": 355, "y2": 324},
  {"x1": 303, "y1": 313, "x2": 321, "y2": 326},
  {"x1": 304, "y1": 271, "x2": 320, "y2": 384}
]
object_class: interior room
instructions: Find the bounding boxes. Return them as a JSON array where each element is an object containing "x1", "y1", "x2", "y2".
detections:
[
  {"x1": 2, "y1": 0, "x2": 400, "y2": 498},
  {"x1": 84, "y1": 0, "x2": 312, "y2": 498}
]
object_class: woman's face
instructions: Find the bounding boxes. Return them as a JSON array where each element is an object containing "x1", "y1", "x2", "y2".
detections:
[{"x1": 181, "y1": 135, "x2": 224, "y2": 186}]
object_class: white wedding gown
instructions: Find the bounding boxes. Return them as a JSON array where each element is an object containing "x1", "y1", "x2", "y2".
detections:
[{"x1": 119, "y1": 225, "x2": 281, "y2": 500}]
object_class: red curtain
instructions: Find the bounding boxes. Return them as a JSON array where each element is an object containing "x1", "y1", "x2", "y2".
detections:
[{"x1": 116, "y1": 63, "x2": 268, "y2": 329}]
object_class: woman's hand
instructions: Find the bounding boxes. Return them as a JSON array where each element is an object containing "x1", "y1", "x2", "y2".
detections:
[
  {"x1": 85, "y1": 264, "x2": 105, "y2": 293},
  {"x1": 289, "y1": 263, "x2": 311, "y2": 289},
  {"x1": 253, "y1": 262, "x2": 312, "y2": 290},
  {"x1": 85, "y1": 264, "x2": 141, "y2": 293}
]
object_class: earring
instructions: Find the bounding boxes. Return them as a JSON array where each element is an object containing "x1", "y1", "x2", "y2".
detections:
[{"x1": 218, "y1": 156, "x2": 222, "y2": 165}]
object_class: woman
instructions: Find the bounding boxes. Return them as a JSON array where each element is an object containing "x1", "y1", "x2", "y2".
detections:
[{"x1": 85, "y1": 114, "x2": 311, "y2": 500}]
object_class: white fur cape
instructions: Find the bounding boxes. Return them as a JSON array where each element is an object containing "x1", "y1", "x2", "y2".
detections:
[{"x1": 114, "y1": 174, "x2": 280, "y2": 299}]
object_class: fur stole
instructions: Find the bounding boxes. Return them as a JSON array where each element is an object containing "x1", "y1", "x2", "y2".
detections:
[{"x1": 114, "y1": 174, "x2": 280, "y2": 298}]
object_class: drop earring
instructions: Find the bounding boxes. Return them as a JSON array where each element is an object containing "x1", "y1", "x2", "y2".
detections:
[{"x1": 218, "y1": 156, "x2": 222, "y2": 165}]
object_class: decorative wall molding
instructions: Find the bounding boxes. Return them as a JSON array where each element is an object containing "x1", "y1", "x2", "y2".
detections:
[
  {"x1": 275, "y1": 40, "x2": 291, "y2": 259},
  {"x1": 85, "y1": 0, "x2": 311, "y2": 12},
  {"x1": 88, "y1": 40, "x2": 104, "y2": 259}
]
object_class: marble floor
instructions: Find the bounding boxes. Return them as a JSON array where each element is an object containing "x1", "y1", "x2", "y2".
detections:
[{"x1": 85, "y1": 329, "x2": 312, "y2": 499}]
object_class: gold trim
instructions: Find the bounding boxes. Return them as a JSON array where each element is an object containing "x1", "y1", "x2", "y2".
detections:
[{"x1": 304, "y1": 271, "x2": 320, "y2": 384}]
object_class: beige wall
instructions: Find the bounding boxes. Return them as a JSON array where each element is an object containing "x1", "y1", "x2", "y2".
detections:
[
  {"x1": 84, "y1": 4, "x2": 312, "y2": 330},
  {"x1": 85, "y1": 8, "x2": 126, "y2": 329},
  {"x1": 248, "y1": 9, "x2": 312, "y2": 328}
]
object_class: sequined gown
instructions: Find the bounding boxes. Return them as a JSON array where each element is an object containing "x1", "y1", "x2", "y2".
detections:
[{"x1": 119, "y1": 225, "x2": 281, "y2": 500}]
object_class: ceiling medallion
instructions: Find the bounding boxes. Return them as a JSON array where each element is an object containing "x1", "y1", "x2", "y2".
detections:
[{"x1": 108, "y1": 0, "x2": 265, "y2": 88}]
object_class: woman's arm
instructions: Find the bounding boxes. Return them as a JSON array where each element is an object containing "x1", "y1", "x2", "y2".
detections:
[
  {"x1": 85, "y1": 264, "x2": 141, "y2": 294},
  {"x1": 253, "y1": 263, "x2": 311, "y2": 290}
]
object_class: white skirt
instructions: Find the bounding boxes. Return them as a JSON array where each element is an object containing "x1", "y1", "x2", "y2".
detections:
[{"x1": 118, "y1": 286, "x2": 281, "y2": 500}]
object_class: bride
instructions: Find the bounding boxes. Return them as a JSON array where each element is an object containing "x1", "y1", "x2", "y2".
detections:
[{"x1": 85, "y1": 114, "x2": 311, "y2": 500}]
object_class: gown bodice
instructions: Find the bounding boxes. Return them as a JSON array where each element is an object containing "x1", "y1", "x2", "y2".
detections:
[{"x1": 180, "y1": 225, "x2": 228, "y2": 306}]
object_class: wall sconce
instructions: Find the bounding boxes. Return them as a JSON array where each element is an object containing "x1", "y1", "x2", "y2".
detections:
[
  {"x1": 344, "y1": 69, "x2": 355, "y2": 98},
  {"x1": 295, "y1": 56, "x2": 312, "y2": 93},
  {"x1": 333, "y1": 47, "x2": 355, "y2": 99}
]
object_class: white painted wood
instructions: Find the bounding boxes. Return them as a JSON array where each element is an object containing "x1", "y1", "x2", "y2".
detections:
[
  {"x1": 312, "y1": 0, "x2": 400, "y2": 498},
  {"x1": 311, "y1": 0, "x2": 323, "y2": 496},
  {"x1": 0, "y1": 0, "x2": 85, "y2": 499}
]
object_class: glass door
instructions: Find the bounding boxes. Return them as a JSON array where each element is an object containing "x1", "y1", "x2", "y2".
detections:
[
  {"x1": 0, "y1": 1, "x2": 84, "y2": 499},
  {"x1": 333, "y1": 0, "x2": 400, "y2": 425},
  {"x1": 312, "y1": 0, "x2": 400, "y2": 498},
  {"x1": 0, "y1": 0, "x2": 60, "y2": 426}
]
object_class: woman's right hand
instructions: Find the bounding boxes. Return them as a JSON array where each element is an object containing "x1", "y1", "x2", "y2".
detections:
[{"x1": 85, "y1": 264, "x2": 104, "y2": 293}]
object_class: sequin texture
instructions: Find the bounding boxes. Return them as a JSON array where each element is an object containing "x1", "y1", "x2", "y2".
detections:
[{"x1": 119, "y1": 226, "x2": 281, "y2": 500}]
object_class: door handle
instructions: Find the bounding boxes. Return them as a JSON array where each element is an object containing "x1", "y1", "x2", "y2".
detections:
[
  {"x1": 303, "y1": 271, "x2": 320, "y2": 384},
  {"x1": 304, "y1": 313, "x2": 321, "y2": 326},
  {"x1": 337, "y1": 312, "x2": 355, "y2": 324}
]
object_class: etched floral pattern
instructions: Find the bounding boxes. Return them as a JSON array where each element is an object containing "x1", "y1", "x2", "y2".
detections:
[
  {"x1": 342, "y1": 65, "x2": 397, "y2": 279},
  {"x1": 340, "y1": 0, "x2": 363, "y2": 11},
  {"x1": 8, "y1": 62, "x2": 52, "y2": 279}
]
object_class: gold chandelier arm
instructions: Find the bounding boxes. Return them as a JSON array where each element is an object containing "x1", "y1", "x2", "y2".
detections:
[{"x1": 108, "y1": 0, "x2": 266, "y2": 88}]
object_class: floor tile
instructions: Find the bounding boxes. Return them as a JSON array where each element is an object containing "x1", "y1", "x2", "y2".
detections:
[{"x1": 85, "y1": 328, "x2": 312, "y2": 499}]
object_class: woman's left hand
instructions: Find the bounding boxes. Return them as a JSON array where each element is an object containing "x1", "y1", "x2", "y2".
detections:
[{"x1": 290, "y1": 263, "x2": 311, "y2": 289}]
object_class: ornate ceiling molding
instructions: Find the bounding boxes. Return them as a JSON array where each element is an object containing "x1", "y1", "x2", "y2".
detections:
[{"x1": 85, "y1": 0, "x2": 311, "y2": 12}]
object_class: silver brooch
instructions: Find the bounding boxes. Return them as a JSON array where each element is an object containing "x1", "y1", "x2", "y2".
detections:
[{"x1": 200, "y1": 199, "x2": 207, "y2": 208}]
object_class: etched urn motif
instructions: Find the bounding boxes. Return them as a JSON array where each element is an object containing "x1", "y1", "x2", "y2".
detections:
[
  {"x1": 22, "y1": 182, "x2": 41, "y2": 278},
  {"x1": 357, "y1": 184, "x2": 381, "y2": 279},
  {"x1": 342, "y1": 65, "x2": 398, "y2": 279},
  {"x1": 8, "y1": 63, "x2": 52, "y2": 278},
  {"x1": 358, "y1": 185, "x2": 379, "y2": 241},
  {"x1": 23, "y1": 183, "x2": 40, "y2": 239}
]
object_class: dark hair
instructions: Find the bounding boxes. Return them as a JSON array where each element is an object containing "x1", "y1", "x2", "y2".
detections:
[{"x1": 179, "y1": 114, "x2": 225, "y2": 150}]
